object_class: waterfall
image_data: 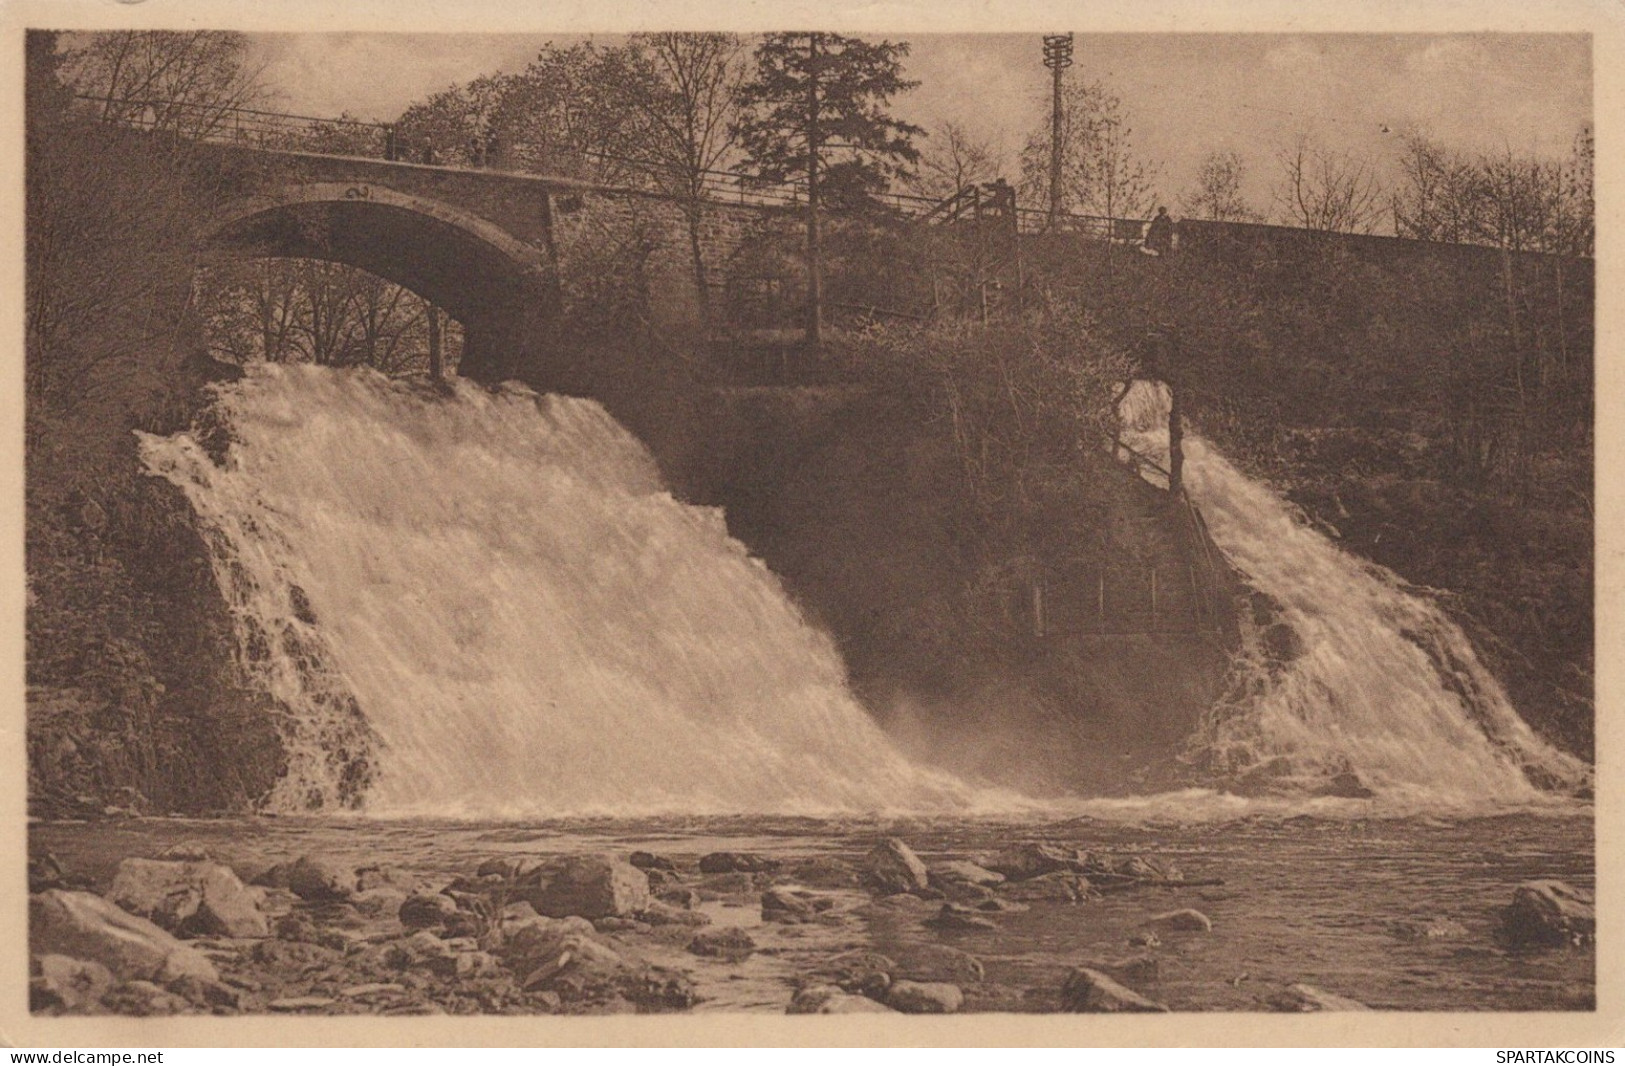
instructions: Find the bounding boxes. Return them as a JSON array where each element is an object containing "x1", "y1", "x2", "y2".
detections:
[
  {"x1": 1119, "y1": 381, "x2": 1590, "y2": 805},
  {"x1": 138, "y1": 364, "x2": 974, "y2": 817}
]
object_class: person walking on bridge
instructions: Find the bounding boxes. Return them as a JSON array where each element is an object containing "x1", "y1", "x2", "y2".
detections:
[{"x1": 1145, "y1": 205, "x2": 1175, "y2": 257}]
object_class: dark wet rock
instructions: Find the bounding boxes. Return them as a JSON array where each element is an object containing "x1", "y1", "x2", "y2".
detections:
[
  {"x1": 28, "y1": 853, "x2": 75, "y2": 894},
  {"x1": 924, "y1": 902, "x2": 998, "y2": 931},
  {"x1": 166, "y1": 972, "x2": 242, "y2": 1011},
  {"x1": 1144, "y1": 908, "x2": 1212, "y2": 933},
  {"x1": 1390, "y1": 917, "x2": 1469, "y2": 942},
  {"x1": 999, "y1": 871, "x2": 1090, "y2": 903},
  {"x1": 1081, "y1": 954, "x2": 1160, "y2": 987},
  {"x1": 1316, "y1": 772, "x2": 1376, "y2": 799},
  {"x1": 102, "y1": 979, "x2": 193, "y2": 1016},
  {"x1": 639, "y1": 901, "x2": 710, "y2": 928},
  {"x1": 784, "y1": 855, "x2": 862, "y2": 889},
  {"x1": 885, "y1": 979, "x2": 963, "y2": 1014},
  {"x1": 762, "y1": 885, "x2": 826, "y2": 923},
  {"x1": 688, "y1": 927, "x2": 757, "y2": 959},
  {"x1": 629, "y1": 851, "x2": 678, "y2": 873},
  {"x1": 984, "y1": 842, "x2": 1085, "y2": 881},
  {"x1": 1267, "y1": 983, "x2": 1370, "y2": 1011},
  {"x1": 891, "y1": 942, "x2": 985, "y2": 985},
  {"x1": 499, "y1": 915, "x2": 691, "y2": 1008},
  {"x1": 31, "y1": 890, "x2": 219, "y2": 984},
  {"x1": 398, "y1": 891, "x2": 460, "y2": 931},
  {"x1": 108, "y1": 858, "x2": 268, "y2": 942},
  {"x1": 811, "y1": 951, "x2": 896, "y2": 998},
  {"x1": 863, "y1": 838, "x2": 930, "y2": 894},
  {"x1": 30, "y1": 954, "x2": 115, "y2": 1012},
  {"x1": 786, "y1": 984, "x2": 895, "y2": 1014},
  {"x1": 656, "y1": 885, "x2": 703, "y2": 909},
  {"x1": 929, "y1": 860, "x2": 1005, "y2": 888},
  {"x1": 1060, "y1": 967, "x2": 1170, "y2": 1012},
  {"x1": 264, "y1": 855, "x2": 356, "y2": 902},
  {"x1": 519, "y1": 855, "x2": 650, "y2": 920},
  {"x1": 698, "y1": 852, "x2": 781, "y2": 874},
  {"x1": 1501, "y1": 880, "x2": 1595, "y2": 948}
]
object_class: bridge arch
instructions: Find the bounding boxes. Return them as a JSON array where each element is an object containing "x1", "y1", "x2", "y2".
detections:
[{"x1": 202, "y1": 183, "x2": 560, "y2": 382}]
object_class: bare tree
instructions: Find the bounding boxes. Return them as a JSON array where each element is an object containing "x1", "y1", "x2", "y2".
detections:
[
  {"x1": 61, "y1": 31, "x2": 268, "y2": 137},
  {"x1": 1180, "y1": 150, "x2": 1261, "y2": 222},
  {"x1": 1272, "y1": 134, "x2": 1387, "y2": 233},
  {"x1": 624, "y1": 32, "x2": 749, "y2": 315},
  {"x1": 909, "y1": 121, "x2": 1005, "y2": 201},
  {"x1": 1019, "y1": 79, "x2": 1159, "y2": 221}
]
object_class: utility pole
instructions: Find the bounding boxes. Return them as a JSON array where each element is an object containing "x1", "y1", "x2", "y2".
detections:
[{"x1": 1042, "y1": 33, "x2": 1074, "y2": 231}]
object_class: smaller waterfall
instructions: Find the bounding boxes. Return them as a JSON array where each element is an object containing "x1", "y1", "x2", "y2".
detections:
[{"x1": 1118, "y1": 381, "x2": 1590, "y2": 805}]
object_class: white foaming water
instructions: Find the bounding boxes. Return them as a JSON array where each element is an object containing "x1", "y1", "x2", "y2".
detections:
[
  {"x1": 138, "y1": 364, "x2": 978, "y2": 817},
  {"x1": 1119, "y1": 381, "x2": 1590, "y2": 806}
]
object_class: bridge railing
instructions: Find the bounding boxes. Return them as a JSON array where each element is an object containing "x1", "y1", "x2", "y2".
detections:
[{"x1": 76, "y1": 93, "x2": 1145, "y2": 238}]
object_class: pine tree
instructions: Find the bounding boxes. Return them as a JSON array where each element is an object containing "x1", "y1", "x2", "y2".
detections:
[{"x1": 733, "y1": 33, "x2": 923, "y2": 344}]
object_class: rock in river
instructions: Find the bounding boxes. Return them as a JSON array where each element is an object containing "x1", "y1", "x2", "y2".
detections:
[
  {"x1": 787, "y1": 985, "x2": 895, "y2": 1014},
  {"x1": 31, "y1": 890, "x2": 219, "y2": 984},
  {"x1": 885, "y1": 980, "x2": 963, "y2": 1014},
  {"x1": 1501, "y1": 880, "x2": 1595, "y2": 947},
  {"x1": 1144, "y1": 908, "x2": 1213, "y2": 933},
  {"x1": 1267, "y1": 984, "x2": 1370, "y2": 1011},
  {"x1": 1060, "y1": 967, "x2": 1170, "y2": 1012},
  {"x1": 863, "y1": 838, "x2": 930, "y2": 894},
  {"x1": 520, "y1": 855, "x2": 650, "y2": 919},
  {"x1": 108, "y1": 858, "x2": 269, "y2": 939}
]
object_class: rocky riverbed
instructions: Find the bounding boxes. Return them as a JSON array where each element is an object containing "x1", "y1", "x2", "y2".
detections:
[{"x1": 28, "y1": 811, "x2": 1595, "y2": 1015}]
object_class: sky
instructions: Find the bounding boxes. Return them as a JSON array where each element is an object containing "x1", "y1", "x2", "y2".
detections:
[{"x1": 245, "y1": 32, "x2": 1592, "y2": 219}]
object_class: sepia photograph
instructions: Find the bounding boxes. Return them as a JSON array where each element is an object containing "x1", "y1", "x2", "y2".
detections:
[{"x1": 9, "y1": 0, "x2": 1614, "y2": 1044}]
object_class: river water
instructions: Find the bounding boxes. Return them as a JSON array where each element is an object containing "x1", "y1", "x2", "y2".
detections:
[{"x1": 47, "y1": 364, "x2": 1589, "y2": 1013}]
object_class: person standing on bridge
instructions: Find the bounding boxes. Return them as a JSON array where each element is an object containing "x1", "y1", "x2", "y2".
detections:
[{"x1": 1145, "y1": 205, "x2": 1175, "y2": 256}]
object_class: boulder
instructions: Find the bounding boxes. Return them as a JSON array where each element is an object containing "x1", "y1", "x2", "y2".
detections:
[
  {"x1": 352, "y1": 887, "x2": 410, "y2": 920},
  {"x1": 398, "y1": 891, "x2": 460, "y2": 931},
  {"x1": 277, "y1": 855, "x2": 356, "y2": 902},
  {"x1": 656, "y1": 885, "x2": 703, "y2": 910},
  {"x1": 1000, "y1": 871, "x2": 1090, "y2": 903},
  {"x1": 885, "y1": 980, "x2": 963, "y2": 1014},
  {"x1": 31, "y1": 890, "x2": 219, "y2": 984},
  {"x1": 762, "y1": 886, "x2": 822, "y2": 923},
  {"x1": 891, "y1": 943, "x2": 985, "y2": 985},
  {"x1": 984, "y1": 842, "x2": 1084, "y2": 881},
  {"x1": 522, "y1": 855, "x2": 650, "y2": 919},
  {"x1": 786, "y1": 984, "x2": 896, "y2": 1014},
  {"x1": 1267, "y1": 984, "x2": 1370, "y2": 1011},
  {"x1": 101, "y1": 979, "x2": 192, "y2": 1016},
  {"x1": 930, "y1": 860, "x2": 1005, "y2": 888},
  {"x1": 1060, "y1": 967, "x2": 1170, "y2": 1012},
  {"x1": 1081, "y1": 954, "x2": 1160, "y2": 987},
  {"x1": 810, "y1": 951, "x2": 896, "y2": 999},
  {"x1": 639, "y1": 900, "x2": 711, "y2": 928},
  {"x1": 628, "y1": 851, "x2": 679, "y2": 873},
  {"x1": 166, "y1": 972, "x2": 242, "y2": 1011},
  {"x1": 697, "y1": 852, "x2": 780, "y2": 874},
  {"x1": 1144, "y1": 908, "x2": 1213, "y2": 933},
  {"x1": 863, "y1": 838, "x2": 930, "y2": 894},
  {"x1": 354, "y1": 864, "x2": 410, "y2": 892},
  {"x1": 30, "y1": 954, "x2": 115, "y2": 1012},
  {"x1": 1501, "y1": 880, "x2": 1595, "y2": 947},
  {"x1": 687, "y1": 928, "x2": 757, "y2": 959},
  {"x1": 107, "y1": 858, "x2": 269, "y2": 938}
]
